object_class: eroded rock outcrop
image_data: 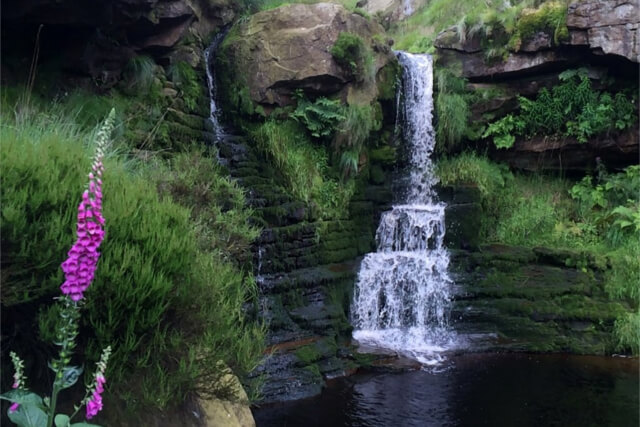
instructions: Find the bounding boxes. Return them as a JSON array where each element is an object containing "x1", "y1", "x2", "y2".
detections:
[
  {"x1": 434, "y1": 0, "x2": 639, "y2": 171},
  {"x1": 567, "y1": 0, "x2": 639, "y2": 62},
  {"x1": 216, "y1": 2, "x2": 396, "y2": 108},
  {"x1": 435, "y1": 0, "x2": 639, "y2": 81}
]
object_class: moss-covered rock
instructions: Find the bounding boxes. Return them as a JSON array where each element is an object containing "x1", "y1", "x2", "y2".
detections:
[{"x1": 451, "y1": 244, "x2": 633, "y2": 355}]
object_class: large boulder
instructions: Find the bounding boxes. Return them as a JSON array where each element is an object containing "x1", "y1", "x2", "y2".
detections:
[{"x1": 216, "y1": 2, "x2": 396, "y2": 109}]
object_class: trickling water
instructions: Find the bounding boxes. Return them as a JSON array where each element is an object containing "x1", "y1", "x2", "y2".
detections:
[
  {"x1": 351, "y1": 52, "x2": 455, "y2": 365},
  {"x1": 204, "y1": 30, "x2": 229, "y2": 142}
]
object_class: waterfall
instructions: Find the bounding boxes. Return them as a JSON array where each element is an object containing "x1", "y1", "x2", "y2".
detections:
[
  {"x1": 204, "y1": 29, "x2": 229, "y2": 142},
  {"x1": 351, "y1": 52, "x2": 455, "y2": 365}
]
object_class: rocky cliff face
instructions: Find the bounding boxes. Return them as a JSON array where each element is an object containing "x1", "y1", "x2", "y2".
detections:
[{"x1": 435, "y1": 0, "x2": 639, "y2": 171}]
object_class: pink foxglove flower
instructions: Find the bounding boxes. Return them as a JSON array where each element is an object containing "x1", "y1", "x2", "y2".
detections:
[
  {"x1": 60, "y1": 113, "x2": 113, "y2": 301},
  {"x1": 86, "y1": 390, "x2": 103, "y2": 419},
  {"x1": 9, "y1": 382, "x2": 19, "y2": 413},
  {"x1": 85, "y1": 346, "x2": 111, "y2": 420}
]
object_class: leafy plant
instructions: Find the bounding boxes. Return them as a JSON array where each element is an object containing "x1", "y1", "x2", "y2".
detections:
[
  {"x1": 291, "y1": 93, "x2": 346, "y2": 139},
  {"x1": 1, "y1": 111, "x2": 116, "y2": 427},
  {"x1": 484, "y1": 73, "x2": 637, "y2": 148},
  {"x1": 167, "y1": 61, "x2": 202, "y2": 113},
  {"x1": 1, "y1": 99, "x2": 264, "y2": 418}
]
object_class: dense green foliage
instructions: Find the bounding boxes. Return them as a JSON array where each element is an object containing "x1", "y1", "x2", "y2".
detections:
[
  {"x1": 437, "y1": 153, "x2": 640, "y2": 353},
  {"x1": 484, "y1": 72, "x2": 638, "y2": 148},
  {"x1": 249, "y1": 84, "x2": 382, "y2": 218},
  {"x1": 251, "y1": 119, "x2": 355, "y2": 219},
  {"x1": 1, "y1": 97, "x2": 264, "y2": 416},
  {"x1": 331, "y1": 32, "x2": 374, "y2": 82}
]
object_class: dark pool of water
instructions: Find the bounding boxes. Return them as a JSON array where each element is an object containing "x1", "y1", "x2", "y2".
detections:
[{"x1": 253, "y1": 353, "x2": 639, "y2": 427}]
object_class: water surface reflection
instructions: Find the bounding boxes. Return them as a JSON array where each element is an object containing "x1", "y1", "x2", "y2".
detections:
[{"x1": 254, "y1": 353, "x2": 638, "y2": 427}]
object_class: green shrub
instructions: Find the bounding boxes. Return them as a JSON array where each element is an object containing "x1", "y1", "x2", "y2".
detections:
[
  {"x1": 122, "y1": 55, "x2": 157, "y2": 93},
  {"x1": 436, "y1": 152, "x2": 508, "y2": 197},
  {"x1": 1, "y1": 106, "x2": 264, "y2": 416},
  {"x1": 168, "y1": 61, "x2": 202, "y2": 113},
  {"x1": 613, "y1": 311, "x2": 640, "y2": 355},
  {"x1": 437, "y1": 153, "x2": 639, "y2": 352},
  {"x1": 331, "y1": 32, "x2": 374, "y2": 83},
  {"x1": 154, "y1": 149, "x2": 261, "y2": 266},
  {"x1": 337, "y1": 103, "x2": 380, "y2": 150},
  {"x1": 484, "y1": 72, "x2": 638, "y2": 148},
  {"x1": 509, "y1": 1, "x2": 569, "y2": 49}
]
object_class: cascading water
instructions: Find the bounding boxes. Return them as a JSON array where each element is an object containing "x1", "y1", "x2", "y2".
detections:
[
  {"x1": 204, "y1": 29, "x2": 229, "y2": 142},
  {"x1": 351, "y1": 52, "x2": 456, "y2": 365}
]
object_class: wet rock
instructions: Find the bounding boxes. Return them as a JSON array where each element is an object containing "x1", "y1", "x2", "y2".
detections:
[{"x1": 450, "y1": 244, "x2": 630, "y2": 355}]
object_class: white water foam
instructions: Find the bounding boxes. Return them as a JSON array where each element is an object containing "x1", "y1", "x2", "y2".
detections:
[{"x1": 351, "y1": 52, "x2": 457, "y2": 365}]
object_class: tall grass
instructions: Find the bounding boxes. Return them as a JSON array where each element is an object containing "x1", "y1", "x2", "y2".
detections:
[
  {"x1": 435, "y1": 70, "x2": 470, "y2": 153},
  {"x1": 1, "y1": 101, "x2": 265, "y2": 417},
  {"x1": 252, "y1": 119, "x2": 354, "y2": 219},
  {"x1": 256, "y1": 0, "x2": 358, "y2": 12}
]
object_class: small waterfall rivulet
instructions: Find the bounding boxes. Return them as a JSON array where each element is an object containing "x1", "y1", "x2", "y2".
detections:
[
  {"x1": 351, "y1": 52, "x2": 456, "y2": 364},
  {"x1": 204, "y1": 29, "x2": 229, "y2": 144}
]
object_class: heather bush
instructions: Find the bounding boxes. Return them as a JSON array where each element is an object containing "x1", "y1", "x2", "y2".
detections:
[{"x1": 1, "y1": 102, "x2": 264, "y2": 418}]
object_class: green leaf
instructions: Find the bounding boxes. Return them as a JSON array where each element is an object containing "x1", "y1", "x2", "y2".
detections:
[
  {"x1": 0, "y1": 390, "x2": 44, "y2": 408},
  {"x1": 7, "y1": 403, "x2": 48, "y2": 427},
  {"x1": 55, "y1": 414, "x2": 71, "y2": 427}
]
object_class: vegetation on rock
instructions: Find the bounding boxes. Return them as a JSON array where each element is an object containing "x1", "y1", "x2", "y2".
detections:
[
  {"x1": 437, "y1": 153, "x2": 640, "y2": 353},
  {"x1": 483, "y1": 70, "x2": 638, "y2": 148},
  {"x1": 331, "y1": 32, "x2": 375, "y2": 83},
  {"x1": 391, "y1": 0, "x2": 568, "y2": 55}
]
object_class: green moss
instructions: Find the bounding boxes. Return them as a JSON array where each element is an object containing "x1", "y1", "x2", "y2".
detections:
[
  {"x1": 331, "y1": 32, "x2": 374, "y2": 83},
  {"x1": 369, "y1": 145, "x2": 396, "y2": 165},
  {"x1": 376, "y1": 60, "x2": 400, "y2": 101},
  {"x1": 510, "y1": 1, "x2": 569, "y2": 49},
  {"x1": 215, "y1": 24, "x2": 256, "y2": 121},
  {"x1": 295, "y1": 345, "x2": 323, "y2": 364}
]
